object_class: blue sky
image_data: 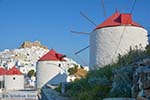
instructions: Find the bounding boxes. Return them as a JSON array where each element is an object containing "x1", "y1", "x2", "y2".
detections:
[{"x1": 0, "y1": 0, "x2": 149, "y2": 66}]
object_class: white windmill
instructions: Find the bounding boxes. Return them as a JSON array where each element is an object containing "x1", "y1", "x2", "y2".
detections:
[{"x1": 73, "y1": 1, "x2": 148, "y2": 70}]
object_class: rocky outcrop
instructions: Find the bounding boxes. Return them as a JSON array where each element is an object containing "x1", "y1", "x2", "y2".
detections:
[
  {"x1": 103, "y1": 58, "x2": 150, "y2": 100},
  {"x1": 20, "y1": 41, "x2": 48, "y2": 49},
  {"x1": 132, "y1": 59, "x2": 150, "y2": 99}
]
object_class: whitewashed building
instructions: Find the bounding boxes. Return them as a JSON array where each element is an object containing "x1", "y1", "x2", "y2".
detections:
[
  {"x1": 4, "y1": 66, "x2": 24, "y2": 90},
  {"x1": 36, "y1": 49, "x2": 67, "y2": 89},
  {"x1": 90, "y1": 11, "x2": 148, "y2": 69}
]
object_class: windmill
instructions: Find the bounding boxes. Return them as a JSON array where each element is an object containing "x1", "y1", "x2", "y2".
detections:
[{"x1": 72, "y1": 0, "x2": 148, "y2": 70}]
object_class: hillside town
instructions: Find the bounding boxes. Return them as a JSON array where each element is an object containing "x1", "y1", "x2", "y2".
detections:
[{"x1": 0, "y1": 41, "x2": 88, "y2": 100}]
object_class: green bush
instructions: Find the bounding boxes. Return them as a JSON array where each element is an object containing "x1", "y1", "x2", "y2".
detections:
[
  {"x1": 66, "y1": 79, "x2": 111, "y2": 100},
  {"x1": 65, "y1": 64, "x2": 115, "y2": 100},
  {"x1": 117, "y1": 46, "x2": 146, "y2": 66},
  {"x1": 145, "y1": 45, "x2": 150, "y2": 55},
  {"x1": 27, "y1": 70, "x2": 35, "y2": 78},
  {"x1": 55, "y1": 84, "x2": 61, "y2": 92},
  {"x1": 88, "y1": 65, "x2": 113, "y2": 80},
  {"x1": 110, "y1": 66, "x2": 133, "y2": 97}
]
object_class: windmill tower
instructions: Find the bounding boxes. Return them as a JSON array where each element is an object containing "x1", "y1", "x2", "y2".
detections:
[
  {"x1": 36, "y1": 49, "x2": 67, "y2": 89},
  {"x1": 89, "y1": 11, "x2": 148, "y2": 69}
]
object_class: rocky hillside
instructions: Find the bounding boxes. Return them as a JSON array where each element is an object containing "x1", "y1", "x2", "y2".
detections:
[{"x1": 63, "y1": 45, "x2": 150, "y2": 100}]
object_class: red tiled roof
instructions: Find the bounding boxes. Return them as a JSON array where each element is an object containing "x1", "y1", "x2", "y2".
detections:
[
  {"x1": 0, "y1": 67, "x2": 6, "y2": 75},
  {"x1": 5, "y1": 66, "x2": 22, "y2": 75},
  {"x1": 38, "y1": 49, "x2": 66, "y2": 61},
  {"x1": 96, "y1": 11, "x2": 141, "y2": 29}
]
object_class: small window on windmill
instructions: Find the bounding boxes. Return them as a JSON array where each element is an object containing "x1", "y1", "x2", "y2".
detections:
[
  {"x1": 13, "y1": 77, "x2": 16, "y2": 80},
  {"x1": 27, "y1": 53, "x2": 30, "y2": 56},
  {"x1": 58, "y1": 64, "x2": 61, "y2": 67}
]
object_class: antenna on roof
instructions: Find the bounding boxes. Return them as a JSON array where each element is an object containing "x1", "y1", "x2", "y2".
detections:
[{"x1": 80, "y1": 12, "x2": 97, "y2": 27}]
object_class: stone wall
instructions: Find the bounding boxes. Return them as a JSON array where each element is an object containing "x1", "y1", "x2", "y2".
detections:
[
  {"x1": 132, "y1": 59, "x2": 150, "y2": 100},
  {"x1": 103, "y1": 59, "x2": 150, "y2": 100}
]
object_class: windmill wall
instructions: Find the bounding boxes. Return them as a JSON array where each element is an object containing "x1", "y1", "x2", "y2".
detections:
[
  {"x1": 36, "y1": 61, "x2": 67, "y2": 89},
  {"x1": 90, "y1": 26, "x2": 148, "y2": 69}
]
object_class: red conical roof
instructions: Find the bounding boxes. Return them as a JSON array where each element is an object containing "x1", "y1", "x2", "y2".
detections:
[
  {"x1": 5, "y1": 66, "x2": 22, "y2": 75},
  {"x1": 96, "y1": 11, "x2": 141, "y2": 29},
  {"x1": 38, "y1": 49, "x2": 66, "y2": 61},
  {"x1": 0, "y1": 67, "x2": 6, "y2": 75}
]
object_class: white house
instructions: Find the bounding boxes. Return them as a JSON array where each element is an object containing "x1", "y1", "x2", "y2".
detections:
[
  {"x1": 4, "y1": 66, "x2": 24, "y2": 90},
  {"x1": 90, "y1": 11, "x2": 148, "y2": 69}
]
